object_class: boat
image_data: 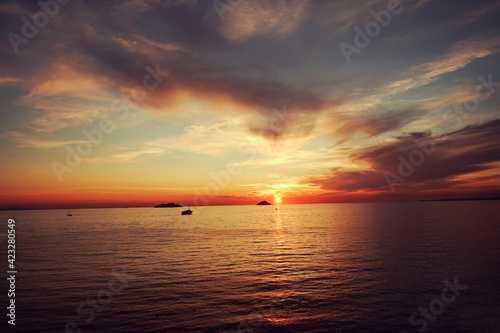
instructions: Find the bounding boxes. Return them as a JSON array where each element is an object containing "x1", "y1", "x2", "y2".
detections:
[
  {"x1": 181, "y1": 207, "x2": 193, "y2": 215},
  {"x1": 66, "y1": 209, "x2": 72, "y2": 216}
]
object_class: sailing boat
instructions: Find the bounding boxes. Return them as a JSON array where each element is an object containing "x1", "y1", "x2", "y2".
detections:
[
  {"x1": 66, "y1": 209, "x2": 72, "y2": 216},
  {"x1": 181, "y1": 206, "x2": 192, "y2": 215}
]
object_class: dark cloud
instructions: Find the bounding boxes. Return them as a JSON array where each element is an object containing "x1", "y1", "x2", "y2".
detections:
[
  {"x1": 69, "y1": 18, "x2": 330, "y2": 116},
  {"x1": 0, "y1": 0, "x2": 336, "y2": 143},
  {"x1": 247, "y1": 109, "x2": 319, "y2": 143},
  {"x1": 330, "y1": 109, "x2": 418, "y2": 141},
  {"x1": 307, "y1": 119, "x2": 500, "y2": 194}
]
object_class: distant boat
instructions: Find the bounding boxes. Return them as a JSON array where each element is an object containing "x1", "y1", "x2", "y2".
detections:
[
  {"x1": 181, "y1": 207, "x2": 193, "y2": 215},
  {"x1": 66, "y1": 209, "x2": 72, "y2": 216}
]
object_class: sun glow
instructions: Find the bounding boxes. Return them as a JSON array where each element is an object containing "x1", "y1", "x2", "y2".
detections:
[{"x1": 275, "y1": 197, "x2": 281, "y2": 203}]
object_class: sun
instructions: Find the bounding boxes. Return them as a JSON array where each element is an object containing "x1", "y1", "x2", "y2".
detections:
[{"x1": 275, "y1": 197, "x2": 281, "y2": 203}]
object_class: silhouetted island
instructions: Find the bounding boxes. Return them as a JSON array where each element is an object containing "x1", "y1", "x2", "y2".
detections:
[
  {"x1": 257, "y1": 201, "x2": 272, "y2": 205},
  {"x1": 155, "y1": 203, "x2": 182, "y2": 208}
]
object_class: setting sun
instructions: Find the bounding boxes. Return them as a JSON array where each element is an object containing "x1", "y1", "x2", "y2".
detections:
[{"x1": 275, "y1": 197, "x2": 281, "y2": 203}]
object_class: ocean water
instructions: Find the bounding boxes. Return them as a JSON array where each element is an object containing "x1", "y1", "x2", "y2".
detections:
[{"x1": 1, "y1": 201, "x2": 499, "y2": 332}]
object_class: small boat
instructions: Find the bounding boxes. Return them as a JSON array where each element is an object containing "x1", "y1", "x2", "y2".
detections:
[
  {"x1": 181, "y1": 207, "x2": 192, "y2": 215},
  {"x1": 66, "y1": 209, "x2": 72, "y2": 216}
]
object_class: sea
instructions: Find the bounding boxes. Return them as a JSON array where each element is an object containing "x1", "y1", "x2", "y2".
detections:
[{"x1": 1, "y1": 201, "x2": 499, "y2": 332}]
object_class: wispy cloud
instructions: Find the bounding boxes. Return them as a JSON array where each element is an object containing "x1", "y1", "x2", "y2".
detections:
[
  {"x1": 0, "y1": 1, "x2": 31, "y2": 16},
  {"x1": 110, "y1": 148, "x2": 168, "y2": 162},
  {"x1": 218, "y1": 0, "x2": 310, "y2": 43},
  {"x1": 317, "y1": 0, "x2": 433, "y2": 36},
  {"x1": 375, "y1": 35, "x2": 500, "y2": 98},
  {"x1": 318, "y1": 34, "x2": 500, "y2": 142},
  {"x1": 13, "y1": 66, "x2": 117, "y2": 134},
  {"x1": 1, "y1": 131, "x2": 81, "y2": 149},
  {"x1": 325, "y1": 109, "x2": 419, "y2": 142},
  {"x1": 146, "y1": 117, "x2": 250, "y2": 155},
  {"x1": 0, "y1": 77, "x2": 20, "y2": 87}
]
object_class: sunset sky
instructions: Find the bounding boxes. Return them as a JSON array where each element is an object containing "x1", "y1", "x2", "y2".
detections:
[{"x1": 1, "y1": 0, "x2": 499, "y2": 209}]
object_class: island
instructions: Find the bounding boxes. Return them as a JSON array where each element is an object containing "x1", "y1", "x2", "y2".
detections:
[
  {"x1": 256, "y1": 201, "x2": 272, "y2": 205},
  {"x1": 155, "y1": 203, "x2": 182, "y2": 208}
]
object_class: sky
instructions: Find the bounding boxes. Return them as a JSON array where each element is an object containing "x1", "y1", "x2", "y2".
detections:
[{"x1": 0, "y1": 0, "x2": 499, "y2": 209}]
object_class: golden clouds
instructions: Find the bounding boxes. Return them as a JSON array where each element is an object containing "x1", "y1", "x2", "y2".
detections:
[{"x1": 219, "y1": 0, "x2": 310, "y2": 43}]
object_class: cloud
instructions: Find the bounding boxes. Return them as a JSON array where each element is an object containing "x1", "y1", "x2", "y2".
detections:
[
  {"x1": 340, "y1": 34, "x2": 499, "y2": 107},
  {"x1": 0, "y1": 77, "x2": 20, "y2": 87},
  {"x1": 316, "y1": 0, "x2": 433, "y2": 36},
  {"x1": 0, "y1": 2, "x2": 32, "y2": 16},
  {"x1": 327, "y1": 109, "x2": 419, "y2": 141},
  {"x1": 218, "y1": 0, "x2": 310, "y2": 43},
  {"x1": 376, "y1": 35, "x2": 500, "y2": 98},
  {"x1": 12, "y1": 65, "x2": 117, "y2": 134},
  {"x1": 0, "y1": 0, "x2": 329, "y2": 149},
  {"x1": 73, "y1": 34, "x2": 331, "y2": 141},
  {"x1": 316, "y1": 0, "x2": 388, "y2": 36},
  {"x1": 306, "y1": 118, "x2": 500, "y2": 194},
  {"x1": 319, "y1": 34, "x2": 500, "y2": 142},
  {"x1": 1, "y1": 131, "x2": 81, "y2": 149},
  {"x1": 145, "y1": 116, "x2": 250, "y2": 155},
  {"x1": 384, "y1": 1, "x2": 499, "y2": 44},
  {"x1": 109, "y1": 148, "x2": 168, "y2": 162},
  {"x1": 452, "y1": 1, "x2": 500, "y2": 26},
  {"x1": 247, "y1": 106, "x2": 318, "y2": 148}
]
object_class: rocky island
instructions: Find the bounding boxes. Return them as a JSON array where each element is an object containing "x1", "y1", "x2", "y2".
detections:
[
  {"x1": 155, "y1": 203, "x2": 182, "y2": 208},
  {"x1": 256, "y1": 201, "x2": 272, "y2": 205}
]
